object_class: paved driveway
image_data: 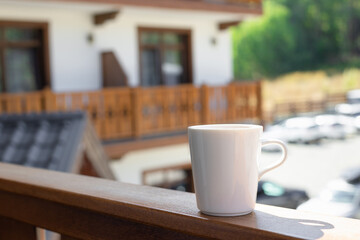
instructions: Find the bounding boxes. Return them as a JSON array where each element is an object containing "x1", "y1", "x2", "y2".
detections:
[
  {"x1": 261, "y1": 136, "x2": 360, "y2": 197},
  {"x1": 111, "y1": 135, "x2": 360, "y2": 197}
]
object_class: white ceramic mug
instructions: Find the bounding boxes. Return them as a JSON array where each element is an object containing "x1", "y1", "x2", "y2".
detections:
[{"x1": 188, "y1": 124, "x2": 287, "y2": 216}]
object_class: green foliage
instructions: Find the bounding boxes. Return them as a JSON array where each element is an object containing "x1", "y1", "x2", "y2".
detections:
[
  {"x1": 233, "y1": 0, "x2": 360, "y2": 80},
  {"x1": 233, "y1": 1, "x2": 296, "y2": 79},
  {"x1": 343, "y1": 69, "x2": 360, "y2": 90}
]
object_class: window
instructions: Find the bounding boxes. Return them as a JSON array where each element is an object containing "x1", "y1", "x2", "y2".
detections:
[
  {"x1": 139, "y1": 28, "x2": 192, "y2": 86},
  {"x1": 0, "y1": 21, "x2": 49, "y2": 93}
]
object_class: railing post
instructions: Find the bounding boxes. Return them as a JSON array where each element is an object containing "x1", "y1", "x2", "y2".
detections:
[
  {"x1": 321, "y1": 99, "x2": 326, "y2": 111},
  {"x1": 132, "y1": 87, "x2": 142, "y2": 138},
  {"x1": 227, "y1": 84, "x2": 236, "y2": 122},
  {"x1": 256, "y1": 81, "x2": 263, "y2": 125},
  {"x1": 43, "y1": 87, "x2": 55, "y2": 112},
  {"x1": 201, "y1": 85, "x2": 210, "y2": 124},
  {"x1": 0, "y1": 216, "x2": 37, "y2": 240}
]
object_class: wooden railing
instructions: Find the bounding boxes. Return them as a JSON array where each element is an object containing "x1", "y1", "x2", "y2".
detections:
[
  {"x1": 0, "y1": 162, "x2": 360, "y2": 240},
  {"x1": 264, "y1": 93, "x2": 347, "y2": 122},
  {"x1": 0, "y1": 82, "x2": 262, "y2": 140}
]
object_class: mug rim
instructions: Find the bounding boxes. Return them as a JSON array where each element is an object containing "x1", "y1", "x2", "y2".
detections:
[{"x1": 188, "y1": 124, "x2": 262, "y2": 131}]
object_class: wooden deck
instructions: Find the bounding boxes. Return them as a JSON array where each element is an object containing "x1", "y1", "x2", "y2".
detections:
[{"x1": 0, "y1": 162, "x2": 359, "y2": 239}]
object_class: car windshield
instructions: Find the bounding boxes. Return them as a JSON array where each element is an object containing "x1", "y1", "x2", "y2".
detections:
[
  {"x1": 262, "y1": 182, "x2": 285, "y2": 197},
  {"x1": 320, "y1": 189, "x2": 355, "y2": 203},
  {"x1": 284, "y1": 118, "x2": 316, "y2": 129}
]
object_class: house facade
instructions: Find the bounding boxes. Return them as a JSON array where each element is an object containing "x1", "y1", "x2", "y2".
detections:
[{"x1": 0, "y1": 0, "x2": 261, "y2": 93}]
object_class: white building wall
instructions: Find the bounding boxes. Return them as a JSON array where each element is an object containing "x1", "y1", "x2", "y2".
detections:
[
  {"x1": 0, "y1": 3, "x2": 101, "y2": 92},
  {"x1": 50, "y1": 13, "x2": 101, "y2": 91},
  {"x1": 192, "y1": 21, "x2": 233, "y2": 86},
  {"x1": 94, "y1": 7, "x2": 234, "y2": 87},
  {"x1": 0, "y1": 2, "x2": 246, "y2": 91}
]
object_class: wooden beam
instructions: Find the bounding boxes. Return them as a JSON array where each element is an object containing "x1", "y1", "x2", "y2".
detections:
[
  {"x1": 218, "y1": 20, "x2": 242, "y2": 30},
  {"x1": 83, "y1": 120, "x2": 116, "y2": 179},
  {"x1": 46, "y1": 0, "x2": 263, "y2": 15},
  {"x1": 93, "y1": 10, "x2": 119, "y2": 25}
]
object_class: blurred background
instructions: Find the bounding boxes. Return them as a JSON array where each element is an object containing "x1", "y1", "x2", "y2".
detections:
[{"x1": 0, "y1": 0, "x2": 360, "y2": 221}]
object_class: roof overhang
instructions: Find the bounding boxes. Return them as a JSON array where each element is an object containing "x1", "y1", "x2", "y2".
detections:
[{"x1": 37, "y1": 0, "x2": 263, "y2": 15}]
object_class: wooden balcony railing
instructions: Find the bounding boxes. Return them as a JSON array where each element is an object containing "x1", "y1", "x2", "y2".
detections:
[
  {"x1": 0, "y1": 82, "x2": 262, "y2": 140},
  {"x1": 263, "y1": 93, "x2": 347, "y2": 122},
  {"x1": 1, "y1": 162, "x2": 360, "y2": 240}
]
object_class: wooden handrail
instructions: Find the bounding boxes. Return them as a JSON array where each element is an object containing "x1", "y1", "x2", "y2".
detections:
[{"x1": 0, "y1": 162, "x2": 360, "y2": 239}]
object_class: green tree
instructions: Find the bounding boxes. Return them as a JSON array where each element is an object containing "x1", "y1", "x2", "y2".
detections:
[
  {"x1": 233, "y1": 0, "x2": 360, "y2": 80},
  {"x1": 233, "y1": 1, "x2": 296, "y2": 79}
]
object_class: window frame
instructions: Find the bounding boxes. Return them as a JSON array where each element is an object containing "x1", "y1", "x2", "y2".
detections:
[
  {"x1": 0, "y1": 20, "x2": 50, "y2": 92},
  {"x1": 138, "y1": 27, "x2": 193, "y2": 86}
]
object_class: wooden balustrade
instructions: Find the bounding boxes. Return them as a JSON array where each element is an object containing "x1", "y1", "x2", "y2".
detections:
[
  {"x1": 264, "y1": 93, "x2": 347, "y2": 122},
  {"x1": 0, "y1": 82, "x2": 262, "y2": 140},
  {"x1": 0, "y1": 162, "x2": 360, "y2": 239}
]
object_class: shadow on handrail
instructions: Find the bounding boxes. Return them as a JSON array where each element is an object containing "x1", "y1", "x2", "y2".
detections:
[
  {"x1": 254, "y1": 210, "x2": 334, "y2": 239},
  {"x1": 199, "y1": 210, "x2": 334, "y2": 239},
  {"x1": 253, "y1": 210, "x2": 334, "y2": 239}
]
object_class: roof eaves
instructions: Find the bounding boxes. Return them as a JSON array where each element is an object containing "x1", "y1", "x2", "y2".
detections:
[{"x1": 44, "y1": 0, "x2": 263, "y2": 15}]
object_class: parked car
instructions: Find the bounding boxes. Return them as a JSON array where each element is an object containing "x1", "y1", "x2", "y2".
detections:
[
  {"x1": 341, "y1": 167, "x2": 360, "y2": 185},
  {"x1": 315, "y1": 114, "x2": 356, "y2": 139},
  {"x1": 297, "y1": 179, "x2": 360, "y2": 218},
  {"x1": 257, "y1": 181, "x2": 309, "y2": 209},
  {"x1": 335, "y1": 103, "x2": 360, "y2": 117},
  {"x1": 264, "y1": 117, "x2": 322, "y2": 144},
  {"x1": 355, "y1": 116, "x2": 360, "y2": 132},
  {"x1": 262, "y1": 124, "x2": 289, "y2": 151},
  {"x1": 347, "y1": 89, "x2": 360, "y2": 104},
  {"x1": 334, "y1": 103, "x2": 360, "y2": 132}
]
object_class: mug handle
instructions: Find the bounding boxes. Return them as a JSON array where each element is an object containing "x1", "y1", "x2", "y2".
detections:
[{"x1": 258, "y1": 139, "x2": 288, "y2": 181}]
